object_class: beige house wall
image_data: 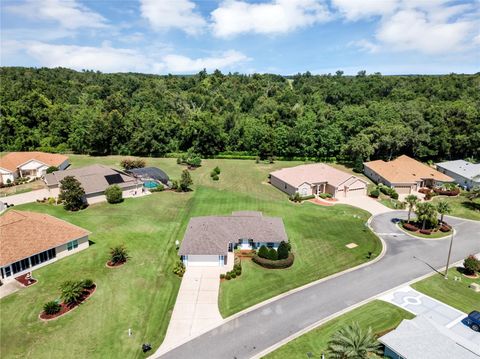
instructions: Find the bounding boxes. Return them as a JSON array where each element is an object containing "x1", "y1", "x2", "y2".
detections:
[{"x1": 270, "y1": 175, "x2": 298, "y2": 196}]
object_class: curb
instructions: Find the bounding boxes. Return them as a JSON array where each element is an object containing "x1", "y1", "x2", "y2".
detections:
[
  {"x1": 252, "y1": 256, "x2": 474, "y2": 359},
  {"x1": 395, "y1": 223, "x2": 455, "y2": 241}
]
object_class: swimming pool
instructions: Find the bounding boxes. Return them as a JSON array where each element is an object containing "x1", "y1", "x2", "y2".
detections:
[{"x1": 143, "y1": 181, "x2": 158, "y2": 189}]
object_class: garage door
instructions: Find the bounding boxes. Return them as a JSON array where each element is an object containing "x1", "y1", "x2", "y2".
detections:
[
  {"x1": 394, "y1": 186, "x2": 412, "y2": 194},
  {"x1": 346, "y1": 187, "x2": 367, "y2": 197},
  {"x1": 185, "y1": 255, "x2": 221, "y2": 267}
]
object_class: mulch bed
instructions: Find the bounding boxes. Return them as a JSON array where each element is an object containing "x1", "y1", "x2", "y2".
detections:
[
  {"x1": 15, "y1": 273, "x2": 37, "y2": 287},
  {"x1": 39, "y1": 285, "x2": 96, "y2": 321},
  {"x1": 106, "y1": 260, "x2": 126, "y2": 268},
  {"x1": 309, "y1": 198, "x2": 334, "y2": 206}
]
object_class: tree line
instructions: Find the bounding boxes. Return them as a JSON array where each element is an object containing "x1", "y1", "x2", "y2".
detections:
[{"x1": 1, "y1": 67, "x2": 479, "y2": 163}]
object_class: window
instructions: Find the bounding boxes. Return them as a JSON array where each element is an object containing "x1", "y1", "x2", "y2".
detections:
[
  {"x1": 4, "y1": 266, "x2": 11, "y2": 278},
  {"x1": 67, "y1": 240, "x2": 79, "y2": 251},
  {"x1": 284, "y1": 183, "x2": 287, "y2": 189},
  {"x1": 267, "y1": 242, "x2": 274, "y2": 248}
]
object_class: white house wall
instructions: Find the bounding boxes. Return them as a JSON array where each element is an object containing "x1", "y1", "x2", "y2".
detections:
[
  {"x1": 436, "y1": 166, "x2": 479, "y2": 190},
  {"x1": 183, "y1": 255, "x2": 222, "y2": 267}
]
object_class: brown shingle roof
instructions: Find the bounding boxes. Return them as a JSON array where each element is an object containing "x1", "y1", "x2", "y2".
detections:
[
  {"x1": 0, "y1": 210, "x2": 90, "y2": 266},
  {"x1": 179, "y1": 212, "x2": 288, "y2": 256},
  {"x1": 0, "y1": 152, "x2": 69, "y2": 172},
  {"x1": 364, "y1": 155, "x2": 453, "y2": 184},
  {"x1": 270, "y1": 163, "x2": 366, "y2": 188},
  {"x1": 45, "y1": 164, "x2": 138, "y2": 195}
]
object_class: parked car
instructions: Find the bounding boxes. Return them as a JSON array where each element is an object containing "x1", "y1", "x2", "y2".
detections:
[{"x1": 465, "y1": 310, "x2": 480, "y2": 331}]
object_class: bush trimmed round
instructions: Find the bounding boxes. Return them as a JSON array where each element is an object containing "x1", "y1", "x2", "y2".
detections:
[{"x1": 252, "y1": 253, "x2": 294, "y2": 269}]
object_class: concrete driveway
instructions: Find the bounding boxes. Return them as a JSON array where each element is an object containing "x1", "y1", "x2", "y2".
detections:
[
  {"x1": 154, "y1": 254, "x2": 234, "y2": 356},
  {"x1": 380, "y1": 286, "x2": 480, "y2": 350},
  {"x1": 158, "y1": 212, "x2": 480, "y2": 359},
  {"x1": 0, "y1": 188, "x2": 52, "y2": 206},
  {"x1": 336, "y1": 195, "x2": 393, "y2": 216}
]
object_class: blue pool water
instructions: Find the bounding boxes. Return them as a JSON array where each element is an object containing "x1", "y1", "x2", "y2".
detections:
[{"x1": 143, "y1": 181, "x2": 158, "y2": 189}]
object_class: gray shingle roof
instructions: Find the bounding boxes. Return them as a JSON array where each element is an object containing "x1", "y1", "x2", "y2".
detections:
[
  {"x1": 436, "y1": 160, "x2": 480, "y2": 181},
  {"x1": 45, "y1": 164, "x2": 138, "y2": 195},
  {"x1": 379, "y1": 315, "x2": 480, "y2": 359},
  {"x1": 179, "y1": 212, "x2": 288, "y2": 256}
]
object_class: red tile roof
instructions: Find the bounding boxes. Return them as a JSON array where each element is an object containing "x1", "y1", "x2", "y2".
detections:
[{"x1": 0, "y1": 152, "x2": 69, "y2": 172}]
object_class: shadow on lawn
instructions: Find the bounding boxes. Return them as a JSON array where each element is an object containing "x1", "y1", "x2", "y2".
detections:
[{"x1": 461, "y1": 200, "x2": 480, "y2": 212}]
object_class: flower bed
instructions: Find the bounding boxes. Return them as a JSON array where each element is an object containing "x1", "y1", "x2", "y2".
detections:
[
  {"x1": 252, "y1": 253, "x2": 294, "y2": 269},
  {"x1": 40, "y1": 284, "x2": 96, "y2": 321},
  {"x1": 403, "y1": 222, "x2": 419, "y2": 231},
  {"x1": 433, "y1": 188, "x2": 460, "y2": 196},
  {"x1": 106, "y1": 260, "x2": 126, "y2": 268}
]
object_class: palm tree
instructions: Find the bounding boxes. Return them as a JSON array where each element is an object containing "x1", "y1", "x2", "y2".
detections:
[
  {"x1": 415, "y1": 202, "x2": 437, "y2": 230},
  {"x1": 327, "y1": 322, "x2": 381, "y2": 359},
  {"x1": 110, "y1": 245, "x2": 130, "y2": 265},
  {"x1": 60, "y1": 280, "x2": 84, "y2": 305},
  {"x1": 404, "y1": 194, "x2": 418, "y2": 223},
  {"x1": 436, "y1": 201, "x2": 451, "y2": 224}
]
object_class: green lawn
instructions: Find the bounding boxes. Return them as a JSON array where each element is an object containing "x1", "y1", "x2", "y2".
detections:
[
  {"x1": 412, "y1": 267, "x2": 480, "y2": 313},
  {"x1": 0, "y1": 156, "x2": 382, "y2": 358},
  {"x1": 264, "y1": 300, "x2": 414, "y2": 359},
  {"x1": 431, "y1": 194, "x2": 480, "y2": 221}
]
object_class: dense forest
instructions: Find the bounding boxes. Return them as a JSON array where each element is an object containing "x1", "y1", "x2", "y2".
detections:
[{"x1": 1, "y1": 67, "x2": 479, "y2": 164}]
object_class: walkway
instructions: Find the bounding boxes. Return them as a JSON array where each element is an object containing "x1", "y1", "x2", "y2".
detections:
[
  {"x1": 158, "y1": 212, "x2": 480, "y2": 359},
  {"x1": 380, "y1": 286, "x2": 480, "y2": 350},
  {"x1": 154, "y1": 253, "x2": 234, "y2": 357}
]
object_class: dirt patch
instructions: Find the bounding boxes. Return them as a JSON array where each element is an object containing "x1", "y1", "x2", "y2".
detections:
[
  {"x1": 106, "y1": 260, "x2": 126, "y2": 268},
  {"x1": 39, "y1": 285, "x2": 96, "y2": 321}
]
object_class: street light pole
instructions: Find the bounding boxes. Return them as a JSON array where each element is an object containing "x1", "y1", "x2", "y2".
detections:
[{"x1": 444, "y1": 229, "x2": 454, "y2": 279}]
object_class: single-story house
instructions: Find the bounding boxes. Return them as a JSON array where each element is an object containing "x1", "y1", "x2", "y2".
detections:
[
  {"x1": 363, "y1": 155, "x2": 453, "y2": 194},
  {"x1": 270, "y1": 163, "x2": 368, "y2": 198},
  {"x1": 126, "y1": 166, "x2": 170, "y2": 185},
  {"x1": 45, "y1": 164, "x2": 140, "y2": 204},
  {"x1": 0, "y1": 210, "x2": 90, "y2": 283},
  {"x1": 179, "y1": 211, "x2": 288, "y2": 267},
  {"x1": 436, "y1": 160, "x2": 480, "y2": 190},
  {"x1": 379, "y1": 315, "x2": 479, "y2": 359},
  {"x1": 0, "y1": 152, "x2": 69, "y2": 184}
]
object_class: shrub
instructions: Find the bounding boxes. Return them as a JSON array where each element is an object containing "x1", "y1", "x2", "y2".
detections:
[
  {"x1": 47, "y1": 197, "x2": 56, "y2": 205},
  {"x1": 277, "y1": 241, "x2": 289, "y2": 260},
  {"x1": 105, "y1": 184, "x2": 123, "y2": 204},
  {"x1": 258, "y1": 245, "x2": 269, "y2": 259},
  {"x1": 173, "y1": 261, "x2": 186, "y2": 277},
  {"x1": 390, "y1": 191, "x2": 399, "y2": 200},
  {"x1": 403, "y1": 222, "x2": 418, "y2": 231},
  {"x1": 179, "y1": 170, "x2": 193, "y2": 191},
  {"x1": 255, "y1": 156, "x2": 260, "y2": 164},
  {"x1": 230, "y1": 272, "x2": 237, "y2": 279},
  {"x1": 120, "y1": 158, "x2": 146, "y2": 170},
  {"x1": 301, "y1": 195, "x2": 315, "y2": 200},
  {"x1": 268, "y1": 248, "x2": 278, "y2": 261},
  {"x1": 110, "y1": 245, "x2": 129, "y2": 265},
  {"x1": 369, "y1": 188, "x2": 380, "y2": 198},
  {"x1": 82, "y1": 279, "x2": 94, "y2": 289},
  {"x1": 150, "y1": 184, "x2": 164, "y2": 192},
  {"x1": 171, "y1": 180, "x2": 179, "y2": 190},
  {"x1": 220, "y1": 274, "x2": 225, "y2": 279},
  {"x1": 46, "y1": 166, "x2": 59, "y2": 174},
  {"x1": 419, "y1": 229, "x2": 432, "y2": 235},
  {"x1": 225, "y1": 273, "x2": 231, "y2": 280},
  {"x1": 212, "y1": 174, "x2": 219, "y2": 181},
  {"x1": 213, "y1": 166, "x2": 221, "y2": 174},
  {"x1": 463, "y1": 255, "x2": 480, "y2": 275},
  {"x1": 43, "y1": 301, "x2": 61, "y2": 315},
  {"x1": 60, "y1": 280, "x2": 84, "y2": 305},
  {"x1": 319, "y1": 193, "x2": 333, "y2": 199},
  {"x1": 252, "y1": 253, "x2": 295, "y2": 269},
  {"x1": 290, "y1": 192, "x2": 302, "y2": 202}
]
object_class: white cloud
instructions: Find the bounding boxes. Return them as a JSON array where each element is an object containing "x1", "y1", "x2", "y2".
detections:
[
  {"x1": 331, "y1": 0, "x2": 398, "y2": 21},
  {"x1": 211, "y1": 0, "x2": 330, "y2": 37},
  {"x1": 161, "y1": 50, "x2": 251, "y2": 72},
  {"x1": 4, "y1": 41, "x2": 250, "y2": 74},
  {"x1": 376, "y1": 8, "x2": 477, "y2": 54},
  {"x1": 348, "y1": 39, "x2": 380, "y2": 53},
  {"x1": 139, "y1": 0, "x2": 206, "y2": 35},
  {"x1": 6, "y1": 0, "x2": 108, "y2": 29}
]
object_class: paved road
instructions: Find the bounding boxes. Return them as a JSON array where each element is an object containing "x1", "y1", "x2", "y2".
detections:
[{"x1": 159, "y1": 212, "x2": 480, "y2": 359}]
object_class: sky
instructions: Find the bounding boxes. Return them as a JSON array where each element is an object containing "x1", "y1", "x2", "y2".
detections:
[{"x1": 1, "y1": 0, "x2": 479, "y2": 75}]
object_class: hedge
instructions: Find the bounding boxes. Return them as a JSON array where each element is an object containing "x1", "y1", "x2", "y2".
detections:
[
  {"x1": 419, "y1": 229, "x2": 432, "y2": 235},
  {"x1": 433, "y1": 188, "x2": 460, "y2": 196},
  {"x1": 252, "y1": 253, "x2": 294, "y2": 269},
  {"x1": 403, "y1": 222, "x2": 419, "y2": 231}
]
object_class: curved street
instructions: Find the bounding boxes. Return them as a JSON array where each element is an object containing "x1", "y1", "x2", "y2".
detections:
[{"x1": 159, "y1": 211, "x2": 480, "y2": 359}]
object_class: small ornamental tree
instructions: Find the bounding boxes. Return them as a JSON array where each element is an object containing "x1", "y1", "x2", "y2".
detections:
[
  {"x1": 179, "y1": 169, "x2": 193, "y2": 192},
  {"x1": 110, "y1": 245, "x2": 129, "y2": 265},
  {"x1": 46, "y1": 166, "x2": 59, "y2": 174},
  {"x1": 268, "y1": 248, "x2": 278, "y2": 261},
  {"x1": 60, "y1": 280, "x2": 84, "y2": 305},
  {"x1": 464, "y1": 255, "x2": 480, "y2": 275},
  {"x1": 105, "y1": 184, "x2": 123, "y2": 204},
  {"x1": 258, "y1": 245, "x2": 269, "y2": 259},
  {"x1": 59, "y1": 176, "x2": 85, "y2": 211},
  {"x1": 213, "y1": 166, "x2": 221, "y2": 175},
  {"x1": 277, "y1": 241, "x2": 289, "y2": 260}
]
